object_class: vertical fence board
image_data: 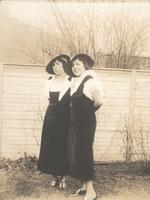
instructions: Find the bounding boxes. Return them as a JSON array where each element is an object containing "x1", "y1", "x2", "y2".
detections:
[
  {"x1": 127, "y1": 69, "x2": 136, "y2": 163},
  {"x1": 0, "y1": 63, "x2": 3, "y2": 156}
]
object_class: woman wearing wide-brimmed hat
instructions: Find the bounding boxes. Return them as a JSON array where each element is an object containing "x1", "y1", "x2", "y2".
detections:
[
  {"x1": 68, "y1": 54, "x2": 103, "y2": 200},
  {"x1": 38, "y1": 54, "x2": 71, "y2": 188}
]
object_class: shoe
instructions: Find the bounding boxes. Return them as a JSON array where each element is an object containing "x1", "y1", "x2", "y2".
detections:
[
  {"x1": 71, "y1": 188, "x2": 86, "y2": 196},
  {"x1": 59, "y1": 176, "x2": 66, "y2": 189},
  {"x1": 50, "y1": 176, "x2": 59, "y2": 187},
  {"x1": 84, "y1": 194, "x2": 97, "y2": 200},
  {"x1": 59, "y1": 180, "x2": 66, "y2": 189},
  {"x1": 50, "y1": 180, "x2": 58, "y2": 187}
]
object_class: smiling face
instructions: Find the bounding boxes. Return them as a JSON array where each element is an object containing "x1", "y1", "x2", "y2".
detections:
[
  {"x1": 72, "y1": 59, "x2": 86, "y2": 77},
  {"x1": 52, "y1": 60, "x2": 65, "y2": 75}
]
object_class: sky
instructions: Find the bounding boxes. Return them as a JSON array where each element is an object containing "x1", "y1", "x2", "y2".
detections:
[{"x1": 6, "y1": 1, "x2": 150, "y2": 27}]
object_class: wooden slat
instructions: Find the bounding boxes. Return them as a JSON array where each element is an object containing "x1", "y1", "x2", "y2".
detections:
[{"x1": 0, "y1": 63, "x2": 3, "y2": 156}]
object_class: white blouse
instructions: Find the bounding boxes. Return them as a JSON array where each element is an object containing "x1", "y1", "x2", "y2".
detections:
[
  {"x1": 40, "y1": 75, "x2": 71, "y2": 116},
  {"x1": 70, "y1": 70, "x2": 104, "y2": 101}
]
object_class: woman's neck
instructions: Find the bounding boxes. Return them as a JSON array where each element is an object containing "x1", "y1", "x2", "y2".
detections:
[
  {"x1": 78, "y1": 70, "x2": 96, "y2": 79},
  {"x1": 55, "y1": 74, "x2": 67, "y2": 79}
]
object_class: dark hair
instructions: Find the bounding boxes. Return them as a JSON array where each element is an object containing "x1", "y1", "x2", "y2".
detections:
[
  {"x1": 51, "y1": 58, "x2": 69, "y2": 74},
  {"x1": 71, "y1": 54, "x2": 94, "y2": 69},
  {"x1": 46, "y1": 54, "x2": 71, "y2": 75},
  {"x1": 72, "y1": 57, "x2": 91, "y2": 70}
]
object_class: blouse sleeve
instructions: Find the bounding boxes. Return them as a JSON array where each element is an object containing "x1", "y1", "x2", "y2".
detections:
[{"x1": 83, "y1": 78, "x2": 104, "y2": 101}]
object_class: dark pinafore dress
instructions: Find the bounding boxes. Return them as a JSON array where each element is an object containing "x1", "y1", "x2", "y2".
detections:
[
  {"x1": 68, "y1": 75, "x2": 96, "y2": 181},
  {"x1": 38, "y1": 86, "x2": 70, "y2": 176}
]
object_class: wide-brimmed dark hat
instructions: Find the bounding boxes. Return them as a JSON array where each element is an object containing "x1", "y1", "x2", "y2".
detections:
[
  {"x1": 71, "y1": 53, "x2": 95, "y2": 68},
  {"x1": 46, "y1": 54, "x2": 71, "y2": 75}
]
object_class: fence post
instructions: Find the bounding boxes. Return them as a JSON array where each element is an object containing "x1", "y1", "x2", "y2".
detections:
[
  {"x1": 0, "y1": 63, "x2": 3, "y2": 157},
  {"x1": 126, "y1": 69, "x2": 136, "y2": 163}
]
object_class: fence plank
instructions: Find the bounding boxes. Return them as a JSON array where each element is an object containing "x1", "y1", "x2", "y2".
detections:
[
  {"x1": 0, "y1": 63, "x2": 3, "y2": 156},
  {"x1": 127, "y1": 69, "x2": 136, "y2": 163}
]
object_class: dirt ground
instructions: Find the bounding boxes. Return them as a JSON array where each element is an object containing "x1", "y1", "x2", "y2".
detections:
[{"x1": 0, "y1": 160, "x2": 150, "y2": 200}]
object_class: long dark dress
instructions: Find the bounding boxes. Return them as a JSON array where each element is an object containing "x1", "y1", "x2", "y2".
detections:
[
  {"x1": 68, "y1": 76, "x2": 96, "y2": 181},
  {"x1": 38, "y1": 89, "x2": 70, "y2": 176}
]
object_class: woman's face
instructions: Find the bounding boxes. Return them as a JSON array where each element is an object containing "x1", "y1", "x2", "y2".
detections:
[
  {"x1": 52, "y1": 60, "x2": 65, "y2": 75},
  {"x1": 72, "y1": 59, "x2": 86, "y2": 77}
]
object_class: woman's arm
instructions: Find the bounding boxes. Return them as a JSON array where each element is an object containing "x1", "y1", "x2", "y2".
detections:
[
  {"x1": 84, "y1": 78, "x2": 103, "y2": 111},
  {"x1": 91, "y1": 87, "x2": 103, "y2": 111}
]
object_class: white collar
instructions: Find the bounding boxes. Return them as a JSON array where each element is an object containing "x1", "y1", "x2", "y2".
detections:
[
  {"x1": 59, "y1": 76, "x2": 71, "y2": 100},
  {"x1": 70, "y1": 70, "x2": 96, "y2": 95},
  {"x1": 48, "y1": 75, "x2": 71, "y2": 100}
]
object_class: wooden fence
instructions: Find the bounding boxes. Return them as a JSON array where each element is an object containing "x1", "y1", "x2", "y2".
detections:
[{"x1": 0, "y1": 63, "x2": 150, "y2": 162}]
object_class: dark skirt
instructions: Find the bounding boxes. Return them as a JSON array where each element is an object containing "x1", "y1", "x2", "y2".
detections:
[
  {"x1": 68, "y1": 110, "x2": 96, "y2": 181},
  {"x1": 68, "y1": 76, "x2": 96, "y2": 181},
  {"x1": 38, "y1": 93, "x2": 70, "y2": 176}
]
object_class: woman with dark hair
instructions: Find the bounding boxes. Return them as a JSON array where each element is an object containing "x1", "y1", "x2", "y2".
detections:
[
  {"x1": 38, "y1": 55, "x2": 71, "y2": 188},
  {"x1": 68, "y1": 54, "x2": 103, "y2": 200}
]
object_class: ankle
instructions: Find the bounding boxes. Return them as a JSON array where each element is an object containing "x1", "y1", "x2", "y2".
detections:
[
  {"x1": 60, "y1": 176, "x2": 65, "y2": 182},
  {"x1": 86, "y1": 190, "x2": 96, "y2": 195},
  {"x1": 59, "y1": 179, "x2": 66, "y2": 188}
]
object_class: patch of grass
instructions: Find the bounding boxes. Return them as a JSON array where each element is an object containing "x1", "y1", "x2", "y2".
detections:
[
  {"x1": 0, "y1": 153, "x2": 37, "y2": 174},
  {"x1": 0, "y1": 155, "x2": 150, "y2": 200}
]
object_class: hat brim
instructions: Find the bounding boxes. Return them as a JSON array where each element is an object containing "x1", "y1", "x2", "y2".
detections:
[
  {"x1": 46, "y1": 54, "x2": 70, "y2": 74},
  {"x1": 70, "y1": 53, "x2": 95, "y2": 68}
]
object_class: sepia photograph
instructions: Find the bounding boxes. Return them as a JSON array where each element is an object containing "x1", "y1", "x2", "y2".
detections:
[{"x1": 0, "y1": 0, "x2": 150, "y2": 200}]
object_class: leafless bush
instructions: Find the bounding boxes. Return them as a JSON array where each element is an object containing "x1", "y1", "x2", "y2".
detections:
[
  {"x1": 0, "y1": 153, "x2": 38, "y2": 174},
  {"x1": 120, "y1": 114, "x2": 150, "y2": 174}
]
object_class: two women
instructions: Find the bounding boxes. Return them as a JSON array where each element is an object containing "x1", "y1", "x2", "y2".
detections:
[{"x1": 38, "y1": 53, "x2": 103, "y2": 200}]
